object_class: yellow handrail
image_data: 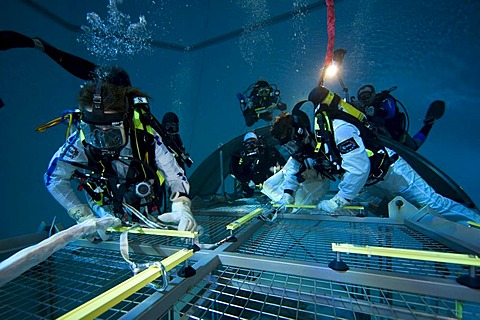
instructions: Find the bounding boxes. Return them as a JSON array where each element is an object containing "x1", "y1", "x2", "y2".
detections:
[
  {"x1": 272, "y1": 204, "x2": 364, "y2": 210},
  {"x1": 468, "y1": 221, "x2": 480, "y2": 229},
  {"x1": 108, "y1": 226, "x2": 198, "y2": 238},
  {"x1": 332, "y1": 243, "x2": 480, "y2": 266},
  {"x1": 226, "y1": 208, "x2": 263, "y2": 231},
  {"x1": 58, "y1": 248, "x2": 193, "y2": 320}
]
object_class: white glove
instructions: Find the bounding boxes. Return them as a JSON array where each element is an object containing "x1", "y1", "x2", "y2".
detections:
[
  {"x1": 279, "y1": 193, "x2": 295, "y2": 205},
  {"x1": 158, "y1": 195, "x2": 197, "y2": 232},
  {"x1": 67, "y1": 204, "x2": 120, "y2": 241},
  {"x1": 248, "y1": 180, "x2": 256, "y2": 189},
  {"x1": 275, "y1": 193, "x2": 295, "y2": 213},
  {"x1": 317, "y1": 194, "x2": 349, "y2": 214},
  {"x1": 270, "y1": 165, "x2": 281, "y2": 174},
  {"x1": 67, "y1": 204, "x2": 95, "y2": 223}
]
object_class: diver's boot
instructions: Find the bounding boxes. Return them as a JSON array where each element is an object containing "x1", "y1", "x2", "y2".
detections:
[{"x1": 424, "y1": 100, "x2": 445, "y2": 124}]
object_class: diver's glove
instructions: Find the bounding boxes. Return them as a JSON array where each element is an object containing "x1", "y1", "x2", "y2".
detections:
[
  {"x1": 317, "y1": 194, "x2": 349, "y2": 214},
  {"x1": 279, "y1": 192, "x2": 295, "y2": 205},
  {"x1": 67, "y1": 204, "x2": 121, "y2": 241},
  {"x1": 158, "y1": 193, "x2": 197, "y2": 232},
  {"x1": 67, "y1": 204, "x2": 95, "y2": 223},
  {"x1": 275, "y1": 192, "x2": 295, "y2": 213}
]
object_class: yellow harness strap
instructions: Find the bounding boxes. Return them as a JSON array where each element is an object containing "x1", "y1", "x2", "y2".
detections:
[{"x1": 133, "y1": 109, "x2": 165, "y2": 186}]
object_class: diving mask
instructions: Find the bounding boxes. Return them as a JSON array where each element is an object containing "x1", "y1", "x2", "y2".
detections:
[
  {"x1": 243, "y1": 138, "x2": 259, "y2": 155},
  {"x1": 357, "y1": 84, "x2": 376, "y2": 106},
  {"x1": 279, "y1": 125, "x2": 310, "y2": 156},
  {"x1": 81, "y1": 121, "x2": 127, "y2": 150},
  {"x1": 163, "y1": 122, "x2": 179, "y2": 134}
]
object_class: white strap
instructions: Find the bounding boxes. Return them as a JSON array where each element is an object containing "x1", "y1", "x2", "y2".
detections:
[
  {"x1": 119, "y1": 225, "x2": 169, "y2": 291},
  {"x1": 122, "y1": 202, "x2": 168, "y2": 229}
]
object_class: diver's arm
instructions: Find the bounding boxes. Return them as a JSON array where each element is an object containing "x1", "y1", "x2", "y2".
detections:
[
  {"x1": 153, "y1": 132, "x2": 190, "y2": 195},
  {"x1": 0, "y1": 30, "x2": 97, "y2": 81},
  {"x1": 44, "y1": 133, "x2": 89, "y2": 210},
  {"x1": 280, "y1": 156, "x2": 302, "y2": 193},
  {"x1": 333, "y1": 120, "x2": 370, "y2": 200}
]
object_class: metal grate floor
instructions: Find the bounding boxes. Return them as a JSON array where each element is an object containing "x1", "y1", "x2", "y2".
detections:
[
  {"x1": 0, "y1": 245, "x2": 162, "y2": 319},
  {"x1": 163, "y1": 266, "x2": 480, "y2": 319},
  {"x1": 1, "y1": 200, "x2": 480, "y2": 319},
  {"x1": 235, "y1": 219, "x2": 466, "y2": 280},
  {"x1": 168, "y1": 264, "x2": 479, "y2": 320}
]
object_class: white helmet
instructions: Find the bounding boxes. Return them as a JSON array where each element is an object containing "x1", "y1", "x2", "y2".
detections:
[{"x1": 243, "y1": 132, "x2": 258, "y2": 142}]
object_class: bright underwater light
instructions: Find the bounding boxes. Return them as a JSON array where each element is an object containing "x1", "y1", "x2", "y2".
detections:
[{"x1": 325, "y1": 62, "x2": 339, "y2": 78}]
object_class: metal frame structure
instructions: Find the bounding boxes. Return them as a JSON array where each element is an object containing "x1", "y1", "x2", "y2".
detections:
[{"x1": 1, "y1": 198, "x2": 480, "y2": 319}]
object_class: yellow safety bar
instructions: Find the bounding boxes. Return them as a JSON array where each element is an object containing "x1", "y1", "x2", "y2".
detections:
[
  {"x1": 332, "y1": 243, "x2": 480, "y2": 266},
  {"x1": 108, "y1": 226, "x2": 198, "y2": 239},
  {"x1": 468, "y1": 221, "x2": 480, "y2": 229},
  {"x1": 226, "y1": 208, "x2": 263, "y2": 231},
  {"x1": 272, "y1": 203, "x2": 365, "y2": 210},
  {"x1": 58, "y1": 248, "x2": 193, "y2": 320}
]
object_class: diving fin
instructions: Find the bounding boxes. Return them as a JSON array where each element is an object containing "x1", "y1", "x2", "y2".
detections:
[{"x1": 424, "y1": 100, "x2": 445, "y2": 124}]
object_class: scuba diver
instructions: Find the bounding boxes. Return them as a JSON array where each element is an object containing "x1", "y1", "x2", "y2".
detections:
[
  {"x1": 354, "y1": 84, "x2": 445, "y2": 151},
  {"x1": 156, "y1": 111, "x2": 193, "y2": 212},
  {"x1": 237, "y1": 80, "x2": 287, "y2": 127},
  {"x1": 161, "y1": 112, "x2": 193, "y2": 171},
  {"x1": 0, "y1": 30, "x2": 196, "y2": 230},
  {"x1": 44, "y1": 79, "x2": 198, "y2": 237},
  {"x1": 266, "y1": 86, "x2": 480, "y2": 224},
  {"x1": 230, "y1": 132, "x2": 286, "y2": 198},
  {"x1": 1, "y1": 30, "x2": 192, "y2": 165}
]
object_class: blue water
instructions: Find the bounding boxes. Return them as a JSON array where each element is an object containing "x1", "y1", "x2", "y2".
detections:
[{"x1": 1, "y1": 0, "x2": 479, "y2": 239}]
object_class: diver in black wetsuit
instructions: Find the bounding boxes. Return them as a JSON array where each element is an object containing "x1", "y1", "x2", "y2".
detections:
[
  {"x1": 354, "y1": 84, "x2": 445, "y2": 151},
  {"x1": 237, "y1": 80, "x2": 288, "y2": 127},
  {"x1": 0, "y1": 30, "x2": 130, "y2": 86},
  {"x1": 230, "y1": 132, "x2": 286, "y2": 198},
  {"x1": 161, "y1": 112, "x2": 193, "y2": 172}
]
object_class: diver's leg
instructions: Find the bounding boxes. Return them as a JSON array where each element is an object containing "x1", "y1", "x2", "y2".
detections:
[
  {"x1": 411, "y1": 100, "x2": 445, "y2": 150},
  {"x1": 33, "y1": 37, "x2": 98, "y2": 81},
  {"x1": 380, "y1": 157, "x2": 480, "y2": 223},
  {"x1": 400, "y1": 134, "x2": 419, "y2": 151},
  {"x1": 0, "y1": 30, "x2": 97, "y2": 81},
  {"x1": 0, "y1": 30, "x2": 35, "y2": 50},
  {"x1": 411, "y1": 128, "x2": 430, "y2": 150}
]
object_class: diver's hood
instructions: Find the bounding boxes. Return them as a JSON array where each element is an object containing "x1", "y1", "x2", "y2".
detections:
[{"x1": 81, "y1": 105, "x2": 125, "y2": 125}]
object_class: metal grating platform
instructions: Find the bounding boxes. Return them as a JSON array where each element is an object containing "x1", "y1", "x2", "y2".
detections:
[
  {"x1": 0, "y1": 245, "x2": 161, "y2": 319},
  {"x1": 167, "y1": 264, "x2": 477, "y2": 320},
  {"x1": 1, "y1": 199, "x2": 480, "y2": 319},
  {"x1": 235, "y1": 219, "x2": 466, "y2": 280}
]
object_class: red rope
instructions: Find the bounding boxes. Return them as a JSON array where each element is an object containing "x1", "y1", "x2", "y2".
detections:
[
  {"x1": 325, "y1": 0, "x2": 335, "y2": 66},
  {"x1": 320, "y1": 0, "x2": 335, "y2": 86}
]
